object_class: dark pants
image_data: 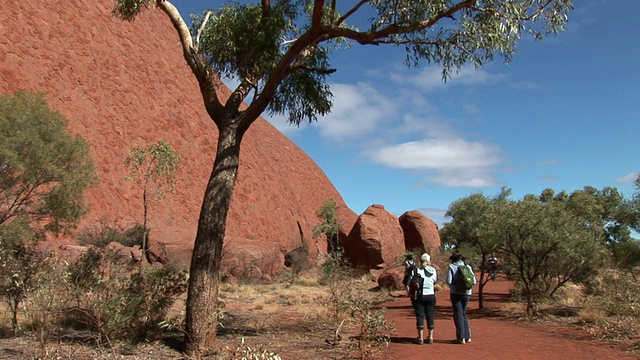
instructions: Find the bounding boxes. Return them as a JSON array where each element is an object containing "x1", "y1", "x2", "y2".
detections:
[
  {"x1": 450, "y1": 293, "x2": 471, "y2": 340},
  {"x1": 412, "y1": 294, "x2": 436, "y2": 330}
]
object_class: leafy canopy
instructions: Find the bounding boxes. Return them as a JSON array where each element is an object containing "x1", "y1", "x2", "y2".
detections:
[
  {"x1": 0, "y1": 91, "x2": 97, "y2": 233},
  {"x1": 113, "y1": 0, "x2": 573, "y2": 125},
  {"x1": 125, "y1": 140, "x2": 180, "y2": 202}
]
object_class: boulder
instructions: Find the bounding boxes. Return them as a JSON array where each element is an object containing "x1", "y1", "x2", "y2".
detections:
[
  {"x1": 399, "y1": 210, "x2": 442, "y2": 259},
  {"x1": 377, "y1": 267, "x2": 405, "y2": 291},
  {"x1": 57, "y1": 244, "x2": 90, "y2": 262},
  {"x1": 343, "y1": 204, "x2": 405, "y2": 270},
  {"x1": 220, "y1": 237, "x2": 284, "y2": 283},
  {"x1": 105, "y1": 241, "x2": 139, "y2": 265}
]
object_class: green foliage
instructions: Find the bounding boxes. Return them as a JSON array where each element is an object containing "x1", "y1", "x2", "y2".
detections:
[
  {"x1": 21, "y1": 252, "x2": 72, "y2": 348},
  {"x1": 199, "y1": 2, "x2": 335, "y2": 125},
  {"x1": 313, "y1": 199, "x2": 341, "y2": 254},
  {"x1": 0, "y1": 219, "x2": 41, "y2": 334},
  {"x1": 498, "y1": 194, "x2": 606, "y2": 315},
  {"x1": 77, "y1": 222, "x2": 146, "y2": 248},
  {"x1": 440, "y1": 188, "x2": 510, "y2": 307},
  {"x1": 66, "y1": 248, "x2": 188, "y2": 343},
  {"x1": 112, "y1": 0, "x2": 153, "y2": 21},
  {"x1": 125, "y1": 140, "x2": 179, "y2": 266},
  {"x1": 0, "y1": 91, "x2": 97, "y2": 233},
  {"x1": 125, "y1": 140, "x2": 180, "y2": 202},
  {"x1": 582, "y1": 271, "x2": 640, "y2": 340},
  {"x1": 319, "y1": 251, "x2": 393, "y2": 359},
  {"x1": 320, "y1": 250, "x2": 353, "y2": 287}
]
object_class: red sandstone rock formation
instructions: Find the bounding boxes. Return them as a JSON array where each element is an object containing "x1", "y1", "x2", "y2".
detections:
[
  {"x1": 377, "y1": 267, "x2": 405, "y2": 291},
  {"x1": 0, "y1": 1, "x2": 358, "y2": 279},
  {"x1": 398, "y1": 210, "x2": 442, "y2": 259},
  {"x1": 343, "y1": 204, "x2": 405, "y2": 270}
]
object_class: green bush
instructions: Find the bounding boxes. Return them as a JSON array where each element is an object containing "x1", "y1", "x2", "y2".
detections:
[
  {"x1": 65, "y1": 248, "x2": 187, "y2": 344},
  {"x1": 582, "y1": 271, "x2": 640, "y2": 339}
]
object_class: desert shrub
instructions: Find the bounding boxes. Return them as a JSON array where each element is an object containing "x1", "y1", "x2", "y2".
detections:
[
  {"x1": 65, "y1": 248, "x2": 187, "y2": 344},
  {"x1": 346, "y1": 296, "x2": 394, "y2": 360},
  {"x1": 0, "y1": 220, "x2": 47, "y2": 335},
  {"x1": 21, "y1": 252, "x2": 73, "y2": 348},
  {"x1": 581, "y1": 271, "x2": 640, "y2": 339},
  {"x1": 319, "y1": 250, "x2": 353, "y2": 286},
  {"x1": 318, "y1": 251, "x2": 394, "y2": 359},
  {"x1": 77, "y1": 222, "x2": 145, "y2": 248}
]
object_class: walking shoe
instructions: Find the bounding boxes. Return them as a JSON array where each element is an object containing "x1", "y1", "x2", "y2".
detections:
[
  {"x1": 466, "y1": 338, "x2": 472, "y2": 344},
  {"x1": 455, "y1": 339, "x2": 466, "y2": 344},
  {"x1": 417, "y1": 338, "x2": 424, "y2": 345},
  {"x1": 426, "y1": 337, "x2": 433, "y2": 344}
]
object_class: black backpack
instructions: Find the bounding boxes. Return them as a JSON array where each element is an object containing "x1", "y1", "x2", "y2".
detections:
[{"x1": 407, "y1": 266, "x2": 424, "y2": 300}]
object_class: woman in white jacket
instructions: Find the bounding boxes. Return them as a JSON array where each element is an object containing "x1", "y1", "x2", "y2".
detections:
[{"x1": 406, "y1": 253, "x2": 437, "y2": 344}]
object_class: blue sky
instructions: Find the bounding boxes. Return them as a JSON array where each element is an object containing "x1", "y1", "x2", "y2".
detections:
[{"x1": 171, "y1": 0, "x2": 639, "y2": 226}]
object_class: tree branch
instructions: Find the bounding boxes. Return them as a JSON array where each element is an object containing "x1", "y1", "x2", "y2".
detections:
[
  {"x1": 155, "y1": 1, "x2": 224, "y2": 117},
  {"x1": 194, "y1": 10, "x2": 212, "y2": 49}
]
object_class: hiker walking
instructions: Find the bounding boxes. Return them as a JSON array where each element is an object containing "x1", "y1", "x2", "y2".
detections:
[
  {"x1": 405, "y1": 253, "x2": 437, "y2": 345},
  {"x1": 487, "y1": 255, "x2": 498, "y2": 280},
  {"x1": 446, "y1": 249, "x2": 476, "y2": 344}
]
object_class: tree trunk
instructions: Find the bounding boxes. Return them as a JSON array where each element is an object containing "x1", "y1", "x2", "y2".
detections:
[{"x1": 184, "y1": 123, "x2": 243, "y2": 357}]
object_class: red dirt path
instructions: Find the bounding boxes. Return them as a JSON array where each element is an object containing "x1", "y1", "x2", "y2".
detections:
[{"x1": 378, "y1": 279, "x2": 637, "y2": 360}]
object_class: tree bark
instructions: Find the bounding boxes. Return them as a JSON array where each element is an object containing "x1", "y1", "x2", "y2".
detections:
[{"x1": 184, "y1": 122, "x2": 243, "y2": 357}]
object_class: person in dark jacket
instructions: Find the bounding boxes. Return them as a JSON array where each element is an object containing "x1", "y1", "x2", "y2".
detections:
[{"x1": 445, "y1": 249, "x2": 477, "y2": 344}]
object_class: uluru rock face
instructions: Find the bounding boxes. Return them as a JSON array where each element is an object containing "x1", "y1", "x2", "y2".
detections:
[{"x1": 0, "y1": 1, "x2": 358, "y2": 276}]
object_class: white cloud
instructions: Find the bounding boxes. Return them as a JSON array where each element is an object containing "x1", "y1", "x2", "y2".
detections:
[
  {"x1": 417, "y1": 207, "x2": 448, "y2": 228},
  {"x1": 313, "y1": 82, "x2": 396, "y2": 140},
  {"x1": 389, "y1": 66, "x2": 504, "y2": 92},
  {"x1": 614, "y1": 172, "x2": 639, "y2": 184},
  {"x1": 366, "y1": 134, "x2": 502, "y2": 188},
  {"x1": 370, "y1": 138, "x2": 501, "y2": 170}
]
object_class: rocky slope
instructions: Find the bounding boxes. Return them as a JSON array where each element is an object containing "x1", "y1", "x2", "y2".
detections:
[{"x1": 0, "y1": 0, "x2": 358, "y2": 275}]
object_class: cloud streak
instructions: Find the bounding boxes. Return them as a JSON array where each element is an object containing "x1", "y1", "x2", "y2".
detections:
[{"x1": 367, "y1": 136, "x2": 502, "y2": 188}]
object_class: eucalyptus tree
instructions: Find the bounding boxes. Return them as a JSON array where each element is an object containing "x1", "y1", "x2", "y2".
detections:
[
  {"x1": 112, "y1": 0, "x2": 573, "y2": 355},
  {"x1": 440, "y1": 187, "x2": 509, "y2": 309},
  {"x1": 565, "y1": 186, "x2": 640, "y2": 272},
  {"x1": 498, "y1": 191, "x2": 606, "y2": 316},
  {"x1": 125, "y1": 140, "x2": 180, "y2": 269}
]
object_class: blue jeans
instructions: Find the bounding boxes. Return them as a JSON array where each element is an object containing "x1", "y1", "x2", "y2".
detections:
[
  {"x1": 450, "y1": 293, "x2": 471, "y2": 340},
  {"x1": 412, "y1": 294, "x2": 436, "y2": 330}
]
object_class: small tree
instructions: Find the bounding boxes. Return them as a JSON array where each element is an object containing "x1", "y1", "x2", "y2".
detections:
[
  {"x1": 112, "y1": 1, "x2": 573, "y2": 355},
  {"x1": 498, "y1": 194, "x2": 605, "y2": 316},
  {"x1": 313, "y1": 199, "x2": 341, "y2": 255},
  {"x1": 125, "y1": 140, "x2": 179, "y2": 269},
  {"x1": 0, "y1": 218, "x2": 40, "y2": 335},
  {"x1": 440, "y1": 187, "x2": 510, "y2": 309},
  {"x1": 0, "y1": 90, "x2": 96, "y2": 334},
  {"x1": 0, "y1": 91, "x2": 97, "y2": 231}
]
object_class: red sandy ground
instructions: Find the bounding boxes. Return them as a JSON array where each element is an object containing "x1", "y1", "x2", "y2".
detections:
[{"x1": 377, "y1": 279, "x2": 637, "y2": 360}]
